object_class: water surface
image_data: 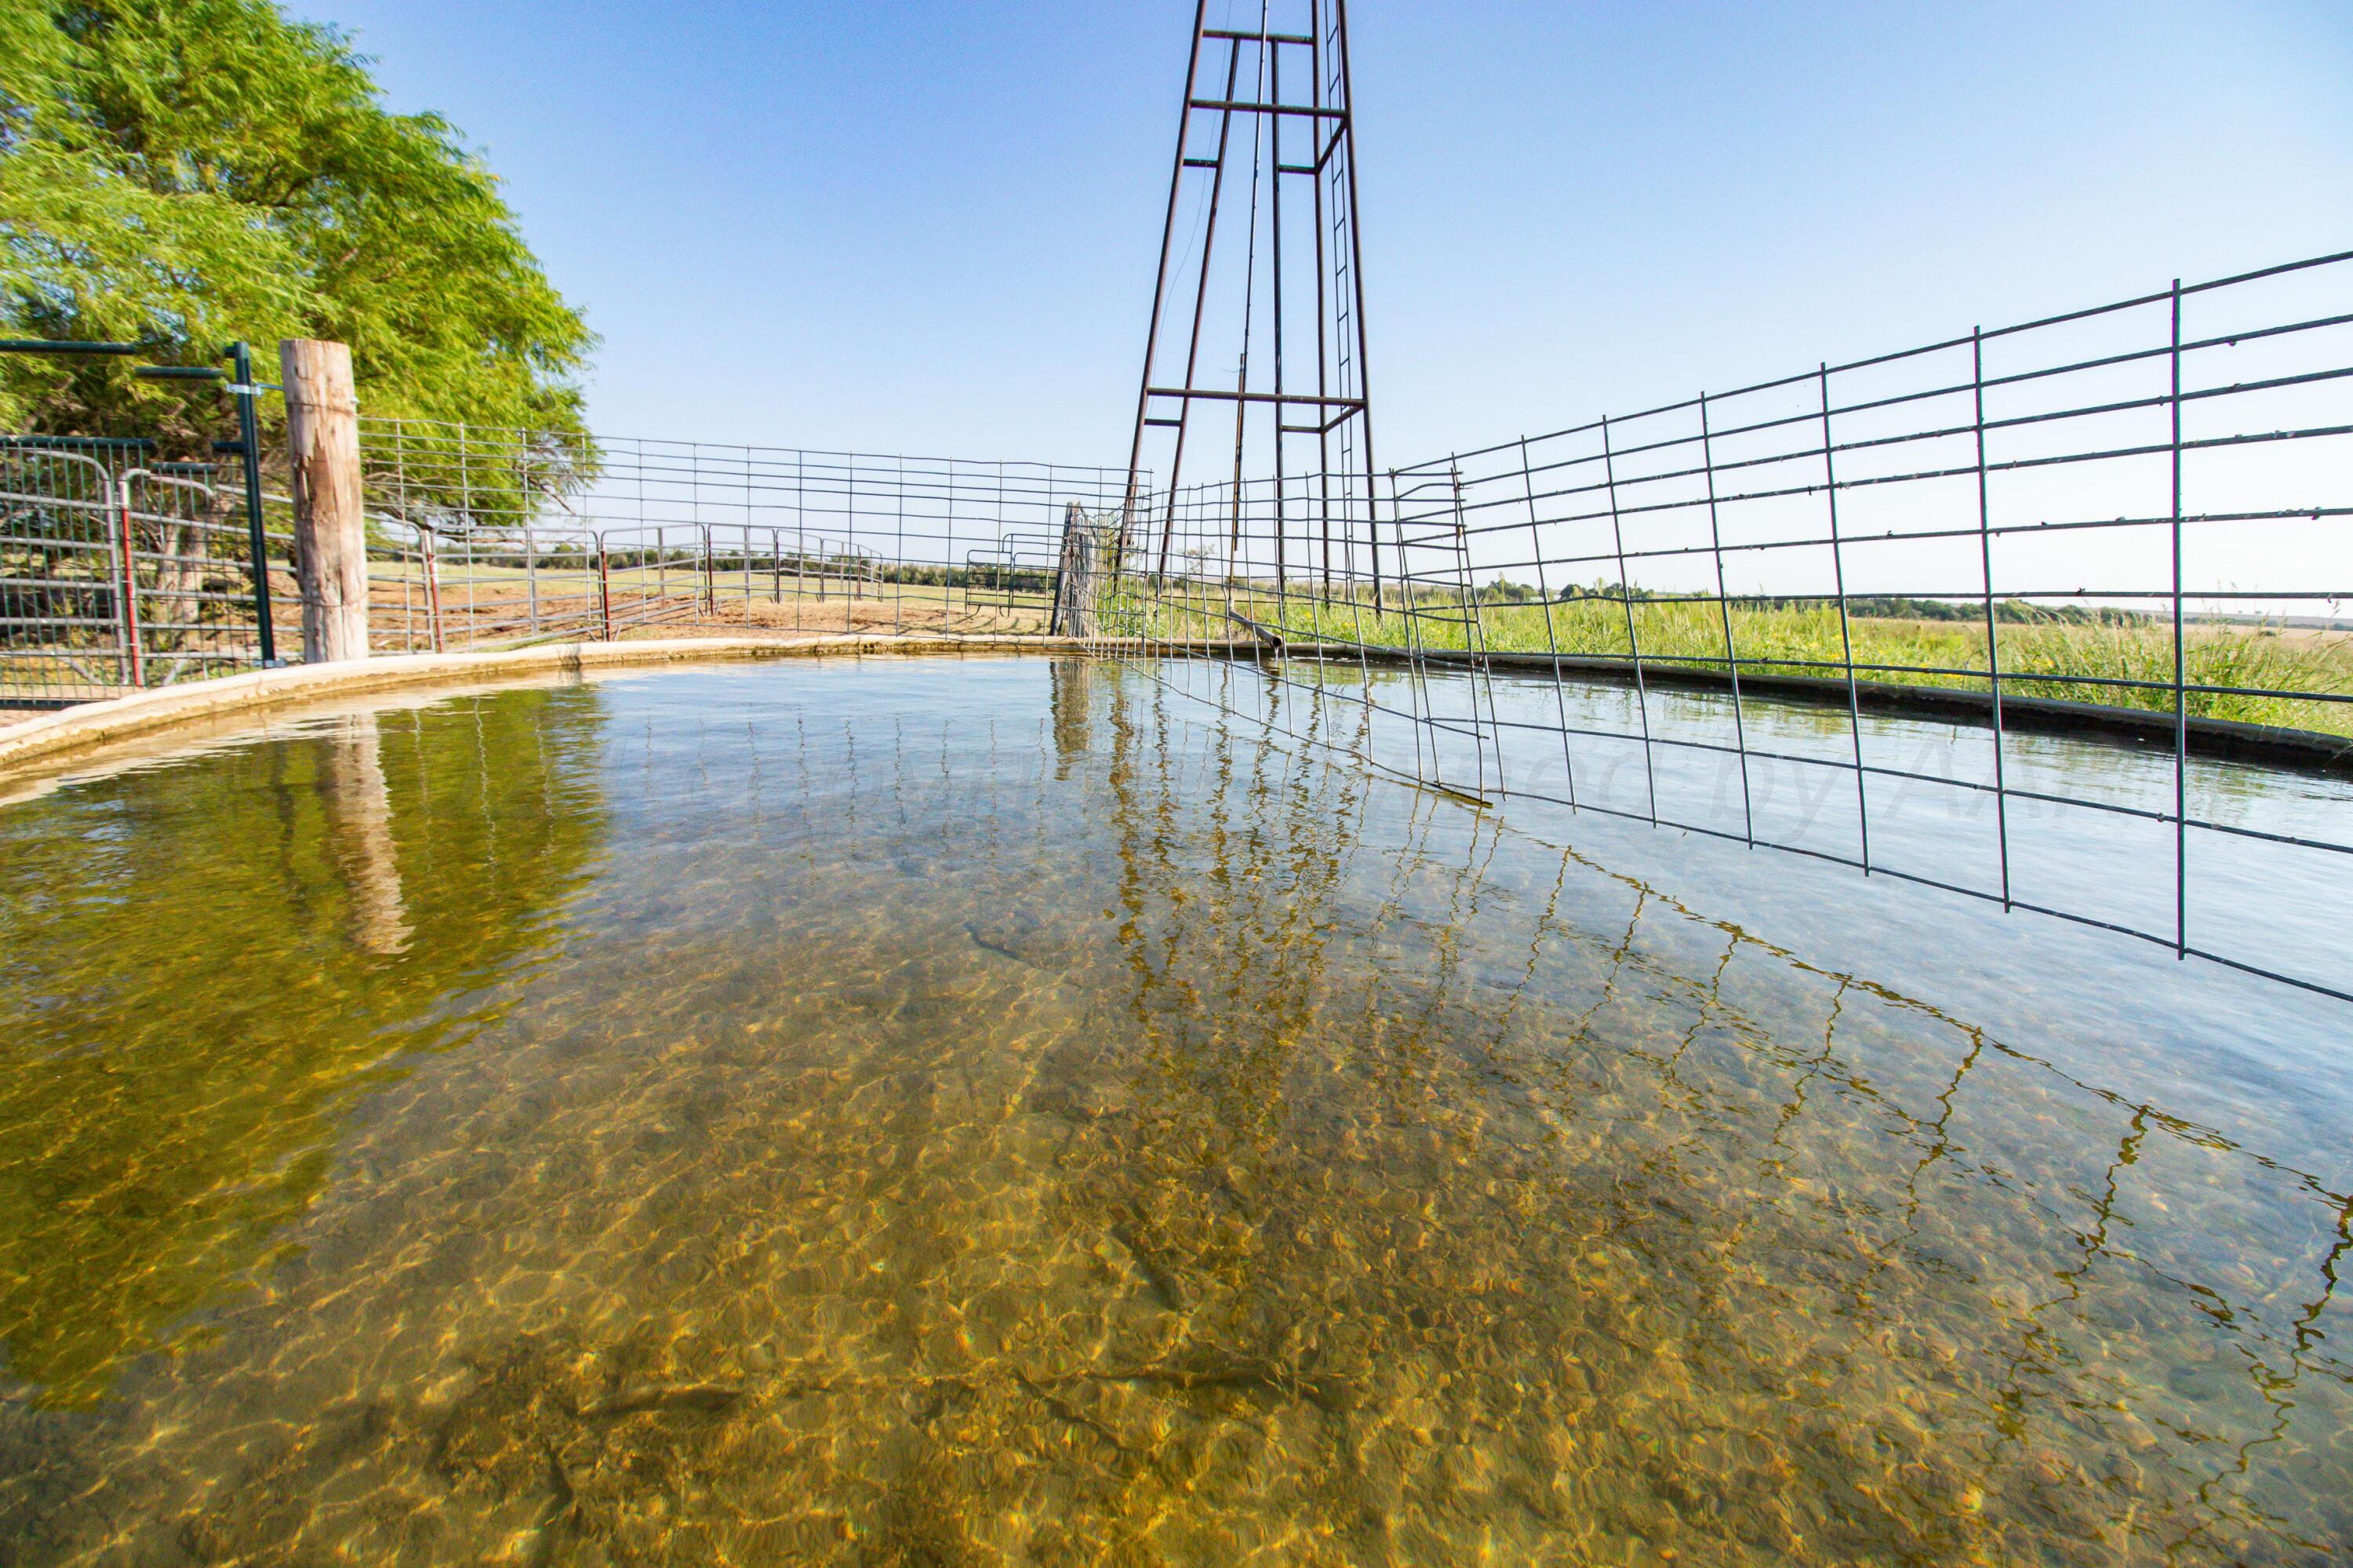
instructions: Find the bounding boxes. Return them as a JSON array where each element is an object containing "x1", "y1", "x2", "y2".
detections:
[{"x1": 0, "y1": 656, "x2": 2347, "y2": 1566}]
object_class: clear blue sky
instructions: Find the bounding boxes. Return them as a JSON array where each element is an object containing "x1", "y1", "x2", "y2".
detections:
[{"x1": 295, "y1": 0, "x2": 2351, "y2": 469}]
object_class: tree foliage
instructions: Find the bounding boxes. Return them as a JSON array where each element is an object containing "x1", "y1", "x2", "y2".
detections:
[{"x1": 0, "y1": 0, "x2": 594, "y2": 465}]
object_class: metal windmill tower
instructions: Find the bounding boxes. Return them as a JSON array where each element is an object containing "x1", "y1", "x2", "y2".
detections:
[{"x1": 1121, "y1": 0, "x2": 1384, "y2": 602}]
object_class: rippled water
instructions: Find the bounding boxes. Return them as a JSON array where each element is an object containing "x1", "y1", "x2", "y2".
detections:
[{"x1": 0, "y1": 655, "x2": 2347, "y2": 1566}]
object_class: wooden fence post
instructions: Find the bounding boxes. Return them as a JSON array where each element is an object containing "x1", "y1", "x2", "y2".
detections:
[{"x1": 281, "y1": 339, "x2": 368, "y2": 662}]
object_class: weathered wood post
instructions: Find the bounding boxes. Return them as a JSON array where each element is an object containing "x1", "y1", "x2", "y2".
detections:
[{"x1": 280, "y1": 339, "x2": 368, "y2": 662}]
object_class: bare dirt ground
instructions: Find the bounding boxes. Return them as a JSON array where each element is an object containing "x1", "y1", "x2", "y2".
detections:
[
  {"x1": 362, "y1": 580, "x2": 1055, "y2": 649},
  {"x1": 613, "y1": 595, "x2": 1050, "y2": 641}
]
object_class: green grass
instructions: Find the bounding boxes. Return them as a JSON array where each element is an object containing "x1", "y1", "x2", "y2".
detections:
[{"x1": 1124, "y1": 586, "x2": 2353, "y2": 739}]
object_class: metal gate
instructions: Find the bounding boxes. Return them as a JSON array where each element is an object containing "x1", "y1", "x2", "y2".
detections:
[{"x1": 1, "y1": 342, "x2": 282, "y2": 708}]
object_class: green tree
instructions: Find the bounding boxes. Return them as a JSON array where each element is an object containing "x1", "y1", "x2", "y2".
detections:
[{"x1": 0, "y1": 0, "x2": 593, "y2": 478}]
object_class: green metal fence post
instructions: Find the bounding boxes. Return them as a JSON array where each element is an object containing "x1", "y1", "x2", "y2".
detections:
[{"x1": 226, "y1": 342, "x2": 278, "y2": 665}]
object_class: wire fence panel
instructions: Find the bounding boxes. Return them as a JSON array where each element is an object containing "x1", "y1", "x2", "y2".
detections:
[
  {"x1": 0, "y1": 439, "x2": 132, "y2": 704},
  {"x1": 118, "y1": 465, "x2": 288, "y2": 687},
  {"x1": 1105, "y1": 249, "x2": 2353, "y2": 1002},
  {"x1": 2, "y1": 424, "x2": 1139, "y2": 704},
  {"x1": 0, "y1": 438, "x2": 293, "y2": 705},
  {"x1": 360, "y1": 422, "x2": 1140, "y2": 649}
]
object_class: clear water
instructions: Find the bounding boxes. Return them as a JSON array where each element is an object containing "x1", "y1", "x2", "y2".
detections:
[{"x1": 0, "y1": 655, "x2": 2346, "y2": 1566}]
